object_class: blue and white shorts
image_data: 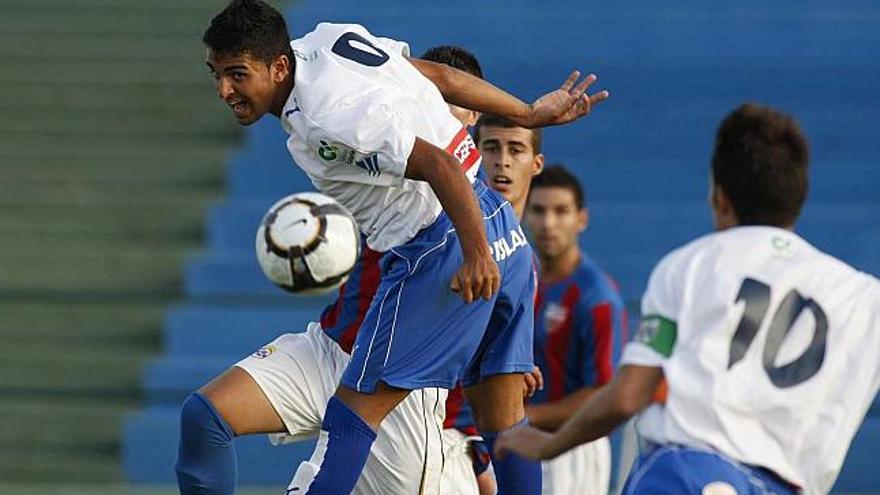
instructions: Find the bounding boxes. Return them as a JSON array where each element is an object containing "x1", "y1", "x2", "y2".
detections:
[{"x1": 342, "y1": 180, "x2": 536, "y2": 393}]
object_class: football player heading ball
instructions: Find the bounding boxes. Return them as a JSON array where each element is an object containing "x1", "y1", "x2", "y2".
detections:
[{"x1": 181, "y1": 1, "x2": 609, "y2": 494}]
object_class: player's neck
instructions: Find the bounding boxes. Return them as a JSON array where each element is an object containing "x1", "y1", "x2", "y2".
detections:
[
  {"x1": 269, "y1": 76, "x2": 296, "y2": 118},
  {"x1": 540, "y1": 246, "x2": 581, "y2": 284},
  {"x1": 511, "y1": 198, "x2": 526, "y2": 220}
]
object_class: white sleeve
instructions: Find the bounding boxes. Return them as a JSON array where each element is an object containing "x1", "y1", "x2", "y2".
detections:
[
  {"x1": 621, "y1": 251, "x2": 684, "y2": 367},
  {"x1": 305, "y1": 99, "x2": 416, "y2": 187},
  {"x1": 375, "y1": 36, "x2": 410, "y2": 58}
]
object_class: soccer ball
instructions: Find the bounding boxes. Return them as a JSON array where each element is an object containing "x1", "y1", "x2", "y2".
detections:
[{"x1": 255, "y1": 192, "x2": 361, "y2": 294}]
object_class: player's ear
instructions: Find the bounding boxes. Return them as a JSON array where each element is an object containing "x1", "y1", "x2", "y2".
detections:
[
  {"x1": 711, "y1": 184, "x2": 739, "y2": 229},
  {"x1": 271, "y1": 54, "x2": 292, "y2": 83},
  {"x1": 711, "y1": 185, "x2": 727, "y2": 213},
  {"x1": 532, "y1": 153, "x2": 545, "y2": 176},
  {"x1": 578, "y1": 206, "x2": 589, "y2": 232},
  {"x1": 467, "y1": 111, "x2": 480, "y2": 128}
]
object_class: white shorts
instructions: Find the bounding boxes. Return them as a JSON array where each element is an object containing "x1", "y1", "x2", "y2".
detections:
[
  {"x1": 235, "y1": 323, "x2": 447, "y2": 495},
  {"x1": 542, "y1": 437, "x2": 611, "y2": 495},
  {"x1": 439, "y1": 428, "x2": 480, "y2": 495}
]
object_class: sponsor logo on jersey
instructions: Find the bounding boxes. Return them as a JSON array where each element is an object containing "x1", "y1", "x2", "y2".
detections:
[
  {"x1": 317, "y1": 140, "x2": 356, "y2": 164},
  {"x1": 355, "y1": 153, "x2": 381, "y2": 177},
  {"x1": 544, "y1": 303, "x2": 569, "y2": 334},
  {"x1": 251, "y1": 345, "x2": 277, "y2": 359},
  {"x1": 772, "y1": 235, "x2": 792, "y2": 252},
  {"x1": 488, "y1": 225, "x2": 529, "y2": 262}
]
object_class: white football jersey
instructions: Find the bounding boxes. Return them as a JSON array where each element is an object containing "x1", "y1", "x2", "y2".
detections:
[
  {"x1": 622, "y1": 225, "x2": 880, "y2": 494},
  {"x1": 280, "y1": 23, "x2": 480, "y2": 252}
]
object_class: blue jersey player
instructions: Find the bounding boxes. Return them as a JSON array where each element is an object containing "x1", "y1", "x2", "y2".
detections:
[{"x1": 195, "y1": 2, "x2": 609, "y2": 494}]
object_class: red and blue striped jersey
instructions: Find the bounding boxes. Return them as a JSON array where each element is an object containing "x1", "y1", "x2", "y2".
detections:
[{"x1": 532, "y1": 256, "x2": 626, "y2": 404}]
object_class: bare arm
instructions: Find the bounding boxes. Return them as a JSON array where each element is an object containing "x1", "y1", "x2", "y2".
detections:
[
  {"x1": 526, "y1": 386, "x2": 598, "y2": 431},
  {"x1": 405, "y1": 137, "x2": 499, "y2": 302},
  {"x1": 496, "y1": 365, "x2": 663, "y2": 460},
  {"x1": 409, "y1": 58, "x2": 609, "y2": 128}
]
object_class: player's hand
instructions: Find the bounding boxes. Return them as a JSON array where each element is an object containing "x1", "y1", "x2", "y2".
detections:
[
  {"x1": 494, "y1": 424, "x2": 554, "y2": 461},
  {"x1": 525, "y1": 71, "x2": 609, "y2": 128},
  {"x1": 450, "y1": 253, "x2": 500, "y2": 303},
  {"x1": 523, "y1": 366, "x2": 544, "y2": 398}
]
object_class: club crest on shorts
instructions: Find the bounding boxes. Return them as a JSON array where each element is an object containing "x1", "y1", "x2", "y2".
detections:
[{"x1": 252, "y1": 345, "x2": 278, "y2": 359}]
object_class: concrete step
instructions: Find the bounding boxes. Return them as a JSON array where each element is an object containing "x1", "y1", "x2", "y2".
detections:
[
  {"x1": 0, "y1": 397, "x2": 131, "y2": 453},
  {"x1": 0, "y1": 301, "x2": 162, "y2": 350},
  {"x1": 0, "y1": 449, "x2": 120, "y2": 483},
  {"x1": 0, "y1": 345, "x2": 150, "y2": 396}
]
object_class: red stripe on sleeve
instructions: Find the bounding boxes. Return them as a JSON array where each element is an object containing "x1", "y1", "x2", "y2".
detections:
[
  {"x1": 591, "y1": 302, "x2": 615, "y2": 386},
  {"x1": 545, "y1": 284, "x2": 581, "y2": 401}
]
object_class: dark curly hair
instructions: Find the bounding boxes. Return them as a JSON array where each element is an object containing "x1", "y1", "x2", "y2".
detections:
[
  {"x1": 203, "y1": 0, "x2": 294, "y2": 64},
  {"x1": 419, "y1": 45, "x2": 483, "y2": 79},
  {"x1": 529, "y1": 165, "x2": 584, "y2": 209},
  {"x1": 712, "y1": 103, "x2": 809, "y2": 227}
]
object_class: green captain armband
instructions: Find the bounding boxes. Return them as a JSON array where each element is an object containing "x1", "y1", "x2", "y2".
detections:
[{"x1": 635, "y1": 314, "x2": 677, "y2": 358}]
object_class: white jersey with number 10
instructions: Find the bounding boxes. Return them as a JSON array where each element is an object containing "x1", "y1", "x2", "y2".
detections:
[{"x1": 622, "y1": 225, "x2": 880, "y2": 494}]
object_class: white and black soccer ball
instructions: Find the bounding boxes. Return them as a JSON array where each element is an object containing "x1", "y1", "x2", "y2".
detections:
[{"x1": 255, "y1": 192, "x2": 360, "y2": 294}]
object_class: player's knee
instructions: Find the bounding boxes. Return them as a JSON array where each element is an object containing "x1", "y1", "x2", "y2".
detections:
[
  {"x1": 175, "y1": 392, "x2": 237, "y2": 493},
  {"x1": 178, "y1": 392, "x2": 234, "y2": 446}
]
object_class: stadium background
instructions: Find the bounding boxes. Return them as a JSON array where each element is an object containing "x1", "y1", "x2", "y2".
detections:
[{"x1": 0, "y1": 0, "x2": 877, "y2": 493}]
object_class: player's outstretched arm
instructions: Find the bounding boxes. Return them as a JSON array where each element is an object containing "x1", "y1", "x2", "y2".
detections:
[
  {"x1": 495, "y1": 365, "x2": 661, "y2": 461},
  {"x1": 526, "y1": 385, "x2": 598, "y2": 431},
  {"x1": 408, "y1": 58, "x2": 609, "y2": 128},
  {"x1": 405, "y1": 137, "x2": 500, "y2": 303}
]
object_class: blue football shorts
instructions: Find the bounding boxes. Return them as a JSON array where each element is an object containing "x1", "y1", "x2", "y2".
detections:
[
  {"x1": 341, "y1": 179, "x2": 535, "y2": 393},
  {"x1": 621, "y1": 444, "x2": 798, "y2": 495}
]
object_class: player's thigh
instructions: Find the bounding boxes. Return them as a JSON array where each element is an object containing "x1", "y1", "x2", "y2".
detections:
[
  {"x1": 230, "y1": 325, "x2": 343, "y2": 438},
  {"x1": 541, "y1": 437, "x2": 610, "y2": 495},
  {"x1": 199, "y1": 366, "x2": 285, "y2": 436}
]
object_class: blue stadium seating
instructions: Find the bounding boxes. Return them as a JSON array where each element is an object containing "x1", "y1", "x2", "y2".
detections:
[
  {"x1": 163, "y1": 303, "x2": 327, "y2": 356},
  {"x1": 124, "y1": 0, "x2": 880, "y2": 490}
]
